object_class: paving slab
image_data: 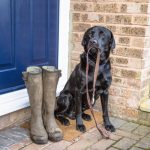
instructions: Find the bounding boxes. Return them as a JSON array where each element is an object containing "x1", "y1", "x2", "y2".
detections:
[
  {"x1": 0, "y1": 146, "x2": 9, "y2": 150},
  {"x1": 114, "y1": 129, "x2": 143, "y2": 141},
  {"x1": 113, "y1": 137, "x2": 137, "y2": 150},
  {"x1": 132, "y1": 125, "x2": 150, "y2": 136},
  {"x1": 0, "y1": 135, "x2": 16, "y2": 147},
  {"x1": 10, "y1": 127, "x2": 29, "y2": 137},
  {"x1": 0, "y1": 130, "x2": 27, "y2": 142},
  {"x1": 9, "y1": 138, "x2": 33, "y2": 150},
  {"x1": 146, "y1": 132, "x2": 150, "y2": 138},
  {"x1": 42, "y1": 140, "x2": 71, "y2": 150},
  {"x1": 135, "y1": 137, "x2": 150, "y2": 149},
  {"x1": 21, "y1": 141, "x2": 52, "y2": 150},
  {"x1": 129, "y1": 147, "x2": 143, "y2": 150},
  {"x1": 110, "y1": 117, "x2": 127, "y2": 129},
  {"x1": 119, "y1": 122, "x2": 139, "y2": 132},
  {"x1": 90, "y1": 139, "x2": 115, "y2": 150},
  {"x1": 66, "y1": 132, "x2": 102, "y2": 150},
  {"x1": 107, "y1": 147, "x2": 119, "y2": 150}
]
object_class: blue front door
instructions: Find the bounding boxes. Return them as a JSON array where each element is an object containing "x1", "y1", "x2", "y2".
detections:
[{"x1": 0, "y1": 0, "x2": 59, "y2": 94}]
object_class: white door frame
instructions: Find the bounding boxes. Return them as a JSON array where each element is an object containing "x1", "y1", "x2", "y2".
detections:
[{"x1": 0, "y1": 0, "x2": 70, "y2": 116}]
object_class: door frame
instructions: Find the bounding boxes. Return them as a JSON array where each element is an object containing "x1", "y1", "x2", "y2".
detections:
[{"x1": 0, "y1": 0, "x2": 70, "y2": 116}]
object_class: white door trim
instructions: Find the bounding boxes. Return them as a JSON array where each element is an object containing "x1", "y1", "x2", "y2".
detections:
[{"x1": 0, "y1": 0, "x2": 70, "y2": 116}]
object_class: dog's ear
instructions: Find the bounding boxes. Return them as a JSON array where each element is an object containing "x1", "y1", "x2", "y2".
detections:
[
  {"x1": 110, "y1": 32, "x2": 116, "y2": 53},
  {"x1": 81, "y1": 33, "x2": 87, "y2": 47},
  {"x1": 81, "y1": 33, "x2": 89, "y2": 53}
]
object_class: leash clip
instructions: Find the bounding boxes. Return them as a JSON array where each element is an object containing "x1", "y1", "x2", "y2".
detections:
[{"x1": 92, "y1": 94, "x2": 95, "y2": 105}]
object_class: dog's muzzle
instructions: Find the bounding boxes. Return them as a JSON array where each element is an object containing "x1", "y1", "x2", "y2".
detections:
[{"x1": 89, "y1": 39, "x2": 98, "y2": 45}]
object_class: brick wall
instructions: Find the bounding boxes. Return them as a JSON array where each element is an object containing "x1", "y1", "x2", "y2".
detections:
[{"x1": 69, "y1": 0, "x2": 150, "y2": 125}]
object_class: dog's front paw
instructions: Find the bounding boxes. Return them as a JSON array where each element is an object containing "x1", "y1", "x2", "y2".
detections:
[
  {"x1": 82, "y1": 113, "x2": 92, "y2": 121},
  {"x1": 67, "y1": 112, "x2": 76, "y2": 120},
  {"x1": 105, "y1": 124, "x2": 115, "y2": 132},
  {"x1": 57, "y1": 116, "x2": 70, "y2": 126},
  {"x1": 62, "y1": 118, "x2": 70, "y2": 126},
  {"x1": 76, "y1": 124, "x2": 86, "y2": 133}
]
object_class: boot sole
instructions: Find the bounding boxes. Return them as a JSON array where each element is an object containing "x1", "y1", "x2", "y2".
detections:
[
  {"x1": 48, "y1": 134, "x2": 63, "y2": 142},
  {"x1": 31, "y1": 136, "x2": 48, "y2": 145}
]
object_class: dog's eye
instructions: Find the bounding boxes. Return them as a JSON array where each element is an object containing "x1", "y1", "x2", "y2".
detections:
[
  {"x1": 89, "y1": 31, "x2": 95, "y2": 38},
  {"x1": 99, "y1": 31, "x2": 104, "y2": 37}
]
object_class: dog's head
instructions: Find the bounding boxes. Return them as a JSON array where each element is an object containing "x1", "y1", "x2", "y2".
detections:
[{"x1": 82, "y1": 26, "x2": 115, "y2": 60}]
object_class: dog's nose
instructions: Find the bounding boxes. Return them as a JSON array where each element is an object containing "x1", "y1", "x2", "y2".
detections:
[{"x1": 90, "y1": 39, "x2": 97, "y2": 45}]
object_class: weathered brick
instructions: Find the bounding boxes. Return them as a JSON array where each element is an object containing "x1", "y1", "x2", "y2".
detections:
[
  {"x1": 120, "y1": 4, "x2": 127, "y2": 13},
  {"x1": 127, "y1": 3, "x2": 141, "y2": 13},
  {"x1": 120, "y1": 3, "x2": 148, "y2": 14},
  {"x1": 72, "y1": 42, "x2": 83, "y2": 52},
  {"x1": 112, "y1": 77, "x2": 141, "y2": 90},
  {"x1": 106, "y1": 25, "x2": 116, "y2": 33},
  {"x1": 126, "y1": 95, "x2": 140, "y2": 109},
  {"x1": 112, "y1": 56, "x2": 142, "y2": 69},
  {"x1": 140, "y1": 4, "x2": 148, "y2": 13},
  {"x1": 131, "y1": 37, "x2": 144, "y2": 48},
  {"x1": 106, "y1": 15, "x2": 132, "y2": 25},
  {"x1": 115, "y1": 47, "x2": 143, "y2": 59},
  {"x1": 133, "y1": 16, "x2": 148, "y2": 25},
  {"x1": 121, "y1": 27, "x2": 145, "y2": 36},
  {"x1": 109, "y1": 105, "x2": 125, "y2": 118},
  {"x1": 112, "y1": 67, "x2": 141, "y2": 79},
  {"x1": 109, "y1": 95, "x2": 126, "y2": 106},
  {"x1": 109, "y1": 86, "x2": 122, "y2": 97},
  {"x1": 122, "y1": 107, "x2": 139, "y2": 120},
  {"x1": 94, "y1": 3, "x2": 119, "y2": 13},
  {"x1": 72, "y1": 3, "x2": 93, "y2": 12},
  {"x1": 71, "y1": 33, "x2": 81, "y2": 42},
  {"x1": 80, "y1": 13, "x2": 104, "y2": 23},
  {"x1": 73, "y1": 23, "x2": 91, "y2": 32},
  {"x1": 71, "y1": 51, "x2": 80, "y2": 61},
  {"x1": 118, "y1": 36, "x2": 130, "y2": 45},
  {"x1": 72, "y1": 13, "x2": 80, "y2": 22},
  {"x1": 121, "y1": 69, "x2": 141, "y2": 79},
  {"x1": 115, "y1": 57, "x2": 128, "y2": 65}
]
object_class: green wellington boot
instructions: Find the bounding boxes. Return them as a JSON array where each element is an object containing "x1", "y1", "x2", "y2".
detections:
[
  {"x1": 42, "y1": 66, "x2": 63, "y2": 142},
  {"x1": 22, "y1": 66, "x2": 48, "y2": 144}
]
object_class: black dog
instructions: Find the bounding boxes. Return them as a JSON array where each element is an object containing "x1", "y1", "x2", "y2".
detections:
[{"x1": 55, "y1": 26, "x2": 116, "y2": 133}]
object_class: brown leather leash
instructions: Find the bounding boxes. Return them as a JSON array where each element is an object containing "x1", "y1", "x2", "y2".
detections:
[{"x1": 86, "y1": 48, "x2": 110, "y2": 139}]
